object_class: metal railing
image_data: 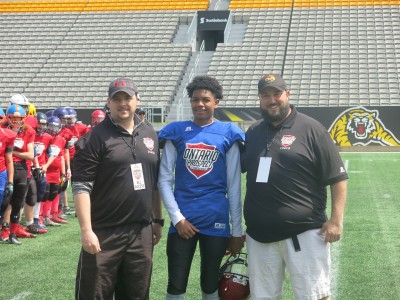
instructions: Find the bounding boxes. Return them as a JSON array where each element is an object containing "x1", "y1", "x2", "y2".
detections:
[
  {"x1": 175, "y1": 40, "x2": 205, "y2": 121},
  {"x1": 186, "y1": 12, "x2": 198, "y2": 50},
  {"x1": 224, "y1": 12, "x2": 233, "y2": 43}
]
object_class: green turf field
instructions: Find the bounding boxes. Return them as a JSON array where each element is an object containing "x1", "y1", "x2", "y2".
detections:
[{"x1": 0, "y1": 152, "x2": 399, "y2": 299}]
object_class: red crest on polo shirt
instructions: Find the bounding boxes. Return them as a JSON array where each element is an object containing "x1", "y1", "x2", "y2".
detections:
[
  {"x1": 143, "y1": 137, "x2": 154, "y2": 151},
  {"x1": 281, "y1": 135, "x2": 296, "y2": 147},
  {"x1": 184, "y1": 142, "x2": 220, "y2": 179}
]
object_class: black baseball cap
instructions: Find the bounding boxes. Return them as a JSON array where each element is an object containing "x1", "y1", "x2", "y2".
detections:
[
  {"x1": 258, "y1": 74, "x2": 287, "y2": 93},
  {"x1": 108, "y1": 78, "x2": 138, "y2": 99},
  {"x1": 136, "y1": 108, "x2": 145, "y2": 115}
]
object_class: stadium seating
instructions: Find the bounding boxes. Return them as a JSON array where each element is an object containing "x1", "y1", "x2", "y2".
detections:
[
  {"x1": 0, "y1": 11, "x2": 193, "y2": 108},
  {"x1": 0, "y1": 0, "x2": 209, "y2": 13},
  {"x1": 211, "y1": 6, "x2": 400, "y2": 107}
]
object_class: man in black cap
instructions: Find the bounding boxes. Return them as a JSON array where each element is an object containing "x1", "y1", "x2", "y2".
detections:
[
  {"x1": 241, "y1": 74, "x2": 348, "y2": 300},
  {"x1": 72, "y1": 77, "x2": 163, "y2": 299},
  {"x1": 136, "y1": 107, "x2": 154, "y2": 129},
  {"x1": 136, "y1": 107, "x2": 146, "y2": 122}
]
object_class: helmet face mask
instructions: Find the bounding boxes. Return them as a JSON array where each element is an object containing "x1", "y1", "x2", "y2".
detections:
[
  {"x1": 60, "y1": 116, "x2": 69, "y2": 127},
  {"x1": 65, "y1": 107, "x2": 77, "y2": 127},
  {"x1": 9, "y1": 116, "x2": 25, "y2": 129},
  {"x1": 36, "y1": 112, "x2": 48, "y2": 133},
  {"x1": 219, "y1": 252, "x2": 250, "y2": 300},
  {"x1": 36, "y1": 122, "x2": 47, "y2": 133},
  {"x1": 91, "y1": 110, "x2": 106, "y2": 126},
  {"x1": 68, "y1": 116, "x2": 77, "y2": 126},
  {"x1": 92, "y1": 117, "x2": 105, "y2": 126},
  {"x1": 46, "y1": 116, "x2": 62, "y2": 136},
  {"x1": 47, "y1": 124, "x2": 60, "y2": 136},
  {"x1": 53, "y1": 107, "x2": 71, "y2": 128},
  {"x1": 6, "y1": 104, "x2": 27, "y2": 130}
]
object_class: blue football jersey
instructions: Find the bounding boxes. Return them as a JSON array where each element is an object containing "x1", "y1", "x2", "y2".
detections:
[{"x1": 158, "y1": 120, "x2": 244, "y2": 236}]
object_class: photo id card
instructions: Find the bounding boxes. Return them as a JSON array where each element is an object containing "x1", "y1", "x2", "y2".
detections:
[
  {"x1": 256, "y1": 157, "x2": 272, "y2": 183},
  {"x1": 131, "y1": 163, "x2": 145, "y2": 190},
  {"x1": 14, "y1": 138, "x2": 24, "y2": 150}
]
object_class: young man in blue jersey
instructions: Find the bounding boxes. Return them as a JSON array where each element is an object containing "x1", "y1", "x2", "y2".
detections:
[{"x1": 158, "y1": 76, "x2": 245, "y2": 300}]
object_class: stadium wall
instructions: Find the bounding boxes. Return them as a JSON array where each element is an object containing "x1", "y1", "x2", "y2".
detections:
[{"x1": 75, "y1": 105, "x2": 400, "y2": 147}]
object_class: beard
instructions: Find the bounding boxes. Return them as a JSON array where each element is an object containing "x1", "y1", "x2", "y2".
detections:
[{"x1": 260, "y1": 102, "x2": 291, "y2": 125}]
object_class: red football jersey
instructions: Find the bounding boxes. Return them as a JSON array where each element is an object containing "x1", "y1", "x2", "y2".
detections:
[{"x1": 0, "y1": 127, "x2": 16, "y2": 172}]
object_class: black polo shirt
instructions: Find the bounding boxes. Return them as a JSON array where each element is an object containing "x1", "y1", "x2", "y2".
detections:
[
  {"x1": 241, "y1": 105, "x2": 348, "y2": 243},
  {"x1": 72, "y1": 115, "x2": 159, "y2": 229}
]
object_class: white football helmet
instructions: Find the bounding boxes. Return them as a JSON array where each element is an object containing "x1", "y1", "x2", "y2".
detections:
[{"x1": 10, "y1": 93, "x2": 30, "y2": 106}]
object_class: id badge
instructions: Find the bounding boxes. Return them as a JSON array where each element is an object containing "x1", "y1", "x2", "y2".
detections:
[
  {"x1": 131, "y1": 163, "x2": 145, "y2": 190},
  {"x1": 256, "y1": 157, "x2": 272, "y2": 183},
  {"x1": 14, "y1": 138, "x2": 24, "y2": 149},
  {"x1": 68, "y1": 137, "x2": 78, "y2": 147},
  {"x1": 35, "y1": 143, "x2": 45, "y2": 156}
]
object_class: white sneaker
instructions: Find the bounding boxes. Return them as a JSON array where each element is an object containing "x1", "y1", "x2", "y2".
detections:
[{"x1": 44, "y1": 216, "x2": 61, "y2": 226}]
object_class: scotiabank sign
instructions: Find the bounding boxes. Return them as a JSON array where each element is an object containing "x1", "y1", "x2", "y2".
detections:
[{"x1": 197, "y1": 10, "x2": 230, "y2": 31}]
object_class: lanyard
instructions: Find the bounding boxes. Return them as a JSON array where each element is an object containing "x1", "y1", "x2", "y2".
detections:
[
  {"x1": 264, "y1": 125, "x2": 283, "y2": 156},
  {"x1": 121, "y1": 133, "x2": 137, "y2": 160}
]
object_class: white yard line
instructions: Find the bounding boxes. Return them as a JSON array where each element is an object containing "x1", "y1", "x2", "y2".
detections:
[
  {"x1": 330, "y1": 159, "x2": 349, "y2": 298},
  {"x1": 340, "y1": 152, "x2": 400, "y2": 154},
  {"x1": 8, "y1": 292, "x2": 32, "y2": 300}
]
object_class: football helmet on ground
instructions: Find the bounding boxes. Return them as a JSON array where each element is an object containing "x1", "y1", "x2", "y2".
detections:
[{"x1": 219, "y1": 252, "x2": 250, "y2": 300}]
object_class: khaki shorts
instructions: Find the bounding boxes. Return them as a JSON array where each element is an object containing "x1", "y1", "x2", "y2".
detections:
[{"x1": 247, "y1": 229, "x2": 331, "y2": 300}]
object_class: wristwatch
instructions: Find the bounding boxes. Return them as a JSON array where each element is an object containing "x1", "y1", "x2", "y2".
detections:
[{"x1": 153, "y1": 218, "x2": 165, "y2": 227}]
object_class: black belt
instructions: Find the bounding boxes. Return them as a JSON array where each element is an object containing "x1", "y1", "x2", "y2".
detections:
[{"x1": 292, "y1": 235, "x2": 301, "y2": 252}]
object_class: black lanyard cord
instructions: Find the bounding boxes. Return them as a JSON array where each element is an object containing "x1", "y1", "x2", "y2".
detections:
[
  {"x1": 264, "y1": 125, "x2": 283, "y2": 156},
  {"x1": 121, "y1": 134, "x2": 137, "y2": 160}
]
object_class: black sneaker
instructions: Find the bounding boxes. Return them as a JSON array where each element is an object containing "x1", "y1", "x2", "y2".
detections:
[{"x1": 8, "y1": 233, "x2": 22, "y2": 245}]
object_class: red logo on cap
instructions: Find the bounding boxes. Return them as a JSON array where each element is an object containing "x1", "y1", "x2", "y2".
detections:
[{"x1": 114, "y1": 80, "x2": 126, "y2": 87}]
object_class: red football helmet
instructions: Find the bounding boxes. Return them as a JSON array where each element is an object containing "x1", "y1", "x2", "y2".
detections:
[
  {"x1": 219, "y1": 252, "x2": 250, "y2": 300},
  {"x1": 91, "y1": 110, "x2": 106, "y2": 126},
  {"x1": 25, "y1": 115, "x2": 38, "y2": 129}
]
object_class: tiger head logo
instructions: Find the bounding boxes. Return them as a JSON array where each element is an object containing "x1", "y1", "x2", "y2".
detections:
[{"x1": 328, "y1": 106, "x2": 400, "y2": 146}]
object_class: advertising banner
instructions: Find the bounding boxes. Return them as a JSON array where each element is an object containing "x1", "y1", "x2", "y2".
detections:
[
  {"x1": 213, "y1": 106, "x2": 400, "y2": 146},
  {"x1": 197, "y1": 10, "x2": 230, "y2": 31}
]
